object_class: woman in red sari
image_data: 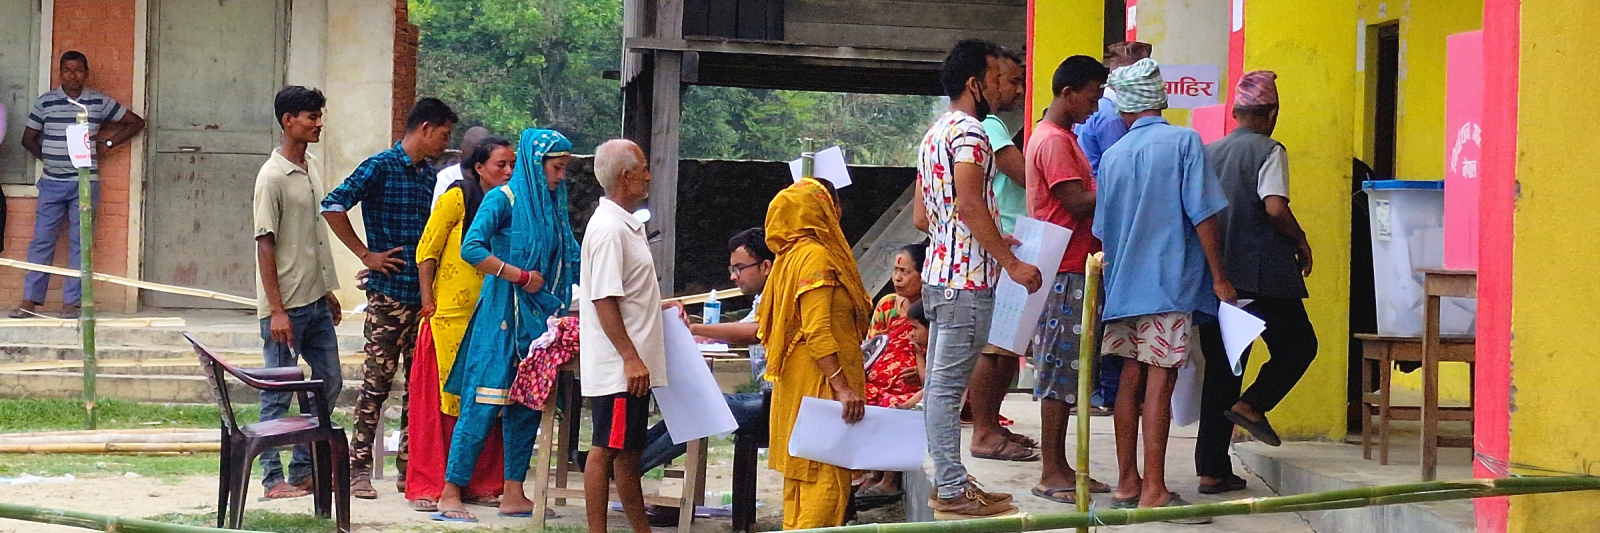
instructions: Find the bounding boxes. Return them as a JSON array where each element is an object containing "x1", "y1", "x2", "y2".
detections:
[{"x1": 855, "y1": 243, "x2": 927, "y2": 504}]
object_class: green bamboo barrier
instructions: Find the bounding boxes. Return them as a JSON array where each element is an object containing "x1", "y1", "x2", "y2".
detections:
[
  {"x1": 1072, "y1": 253, "x2": 1104, "y2": 533},
  {"x1": 0, "y1": 502, "x2": 270, "y2": 533},
  {"x1": 805, "y1": 469, "x2": 1600, "y2": 532}
]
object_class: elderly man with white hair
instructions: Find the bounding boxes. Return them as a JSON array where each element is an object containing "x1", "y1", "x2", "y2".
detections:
[{"x1": 579, "y1": 139, "x2": 664, "y2": 533}]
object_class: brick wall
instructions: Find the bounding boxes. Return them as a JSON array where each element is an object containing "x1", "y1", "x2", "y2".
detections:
[
  {"x1": 392, "y1": 0, "x2": 417, "y2": 142},
  {"x1": 0, "y1": 0, "x2": 137, "y2": 313}
]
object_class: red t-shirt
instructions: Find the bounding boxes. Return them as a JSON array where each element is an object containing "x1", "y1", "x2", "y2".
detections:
[{"x1": 1024, "y1": 120, "x2": 1101, "y2": 273}]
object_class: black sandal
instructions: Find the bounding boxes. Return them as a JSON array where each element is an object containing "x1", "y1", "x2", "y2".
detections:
[
  {"x1": 1198, "y1": 474, "x2": 1248, "y2": 495},
  {"x1": 1224, "y1": 410, "x2": 1282, "y2": 446}
]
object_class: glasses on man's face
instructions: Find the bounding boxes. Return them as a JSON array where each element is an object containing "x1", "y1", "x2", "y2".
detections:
[{"x1": 729, "y1": 262, "x2": 761, "y2": 277}]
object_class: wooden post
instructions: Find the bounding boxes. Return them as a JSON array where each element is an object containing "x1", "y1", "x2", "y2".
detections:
[{"x1": 648, "y1": 0, "x2": 684, "y2": 295}]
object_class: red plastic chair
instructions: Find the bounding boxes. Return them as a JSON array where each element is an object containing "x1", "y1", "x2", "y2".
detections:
[{"x1": 185, "y1": 333, "x2": 351, "y2": 532}]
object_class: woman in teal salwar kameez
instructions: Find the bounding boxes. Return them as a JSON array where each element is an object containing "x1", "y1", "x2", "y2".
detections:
[{"x1": 432, "y1": 129, "x2": 579, "y2": 522}]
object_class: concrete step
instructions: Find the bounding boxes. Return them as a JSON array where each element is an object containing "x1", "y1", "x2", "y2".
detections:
[
  {"x1": 1236, "y1": 439, "x2": 1475, "y2": 533},
  {"x1": 0, "y1": 343, "x2": 364, "y2": 368},
  {"x1": 0, "y1": 327, "x2": 366, "y2": 353},
  {"x1": 0, "y1": 371, "x2": 375, "y2": 407}
]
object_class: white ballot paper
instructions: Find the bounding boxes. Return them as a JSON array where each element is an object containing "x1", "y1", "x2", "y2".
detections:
[
  {"x1": 655, "y1": 308, "x2": 739, "y2": 444},
  {"x1": 788, "y1": 396, "x2": 927, "y2": 471},
  {"x1": 1218, "y1": 302, "x2": 1266, "y2": 376},
  {"x1": 1170, "y1": 340, "x2": 1205, "y2": 426},
  {"x1": 788, "y1": 146, "x2": 853, "y2": 189},
  {"x1": 65, "y1": 124, "x2": 93, "y2": 169},
  {"x1": 987, "y1": 217, "x2": 1072, "y2": 353}
]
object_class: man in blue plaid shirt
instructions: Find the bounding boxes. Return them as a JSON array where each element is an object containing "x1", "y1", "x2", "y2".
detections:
[{"x1": 321, "y1": 97, "x2": 456, "y2": 499}]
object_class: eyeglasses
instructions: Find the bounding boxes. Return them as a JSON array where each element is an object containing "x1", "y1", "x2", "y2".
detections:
[{"x1": 728, "y1": 262, "x2": 762, "y2": 276}]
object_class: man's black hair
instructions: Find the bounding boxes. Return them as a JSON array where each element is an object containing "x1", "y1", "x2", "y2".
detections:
[
  {"x1": 1233, "y1": 103, "x2": 1278, "y2": 119},
  {"x1": 1051, "y1": 55, "x2": 1110, "y2": 96},
  {"x1": 60, "y1": 51, "x2": 87, "y2": 69},
  {"x1": 729, "y1": 227, "x2": 775, "y2": 262},
  {"x1": 939, "y1": 39, "x2": 1004, "y2": 99},
  {"x1": 405, "y1": 97, "x2": 459, "y2": 132},
  {"x1": 909, "y1": 299, "x2": 928, "y2": 327},
  {"x1": 273, "y1": 86, "x2": 326, "y2": 129}
]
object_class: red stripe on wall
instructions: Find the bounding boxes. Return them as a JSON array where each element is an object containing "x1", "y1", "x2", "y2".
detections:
[
  {"x1": 1475, "y1": 1, "x2": 1519, "y2": 531},
  {"x1": 1125, "y1": 0, "x2": 1138, "y2": 41}
]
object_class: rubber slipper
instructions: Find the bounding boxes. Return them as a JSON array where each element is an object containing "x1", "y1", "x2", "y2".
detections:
[
  {"x1": 350, "y1": 479, "x2": 378, "y2": 500},
  {"x1": 1198, "y1": 475, "x2": 1248, "y2": 495},
  {"x1": 410, "y1": 499, "x2": 438, "y2": 512},
  {"x1": 463, "y1": 494, "x2": 502, "y2": 507},
  {"x1": 1084, "y1": 478, "x2": 1113, "y2": 493},
  {"x1": 1159, "y1": 493, "x2": 1213, "y2": 525},
  {"x1": 1030, "y1": 486, "x2": 1075, "y2": 504},
  {"x1": 1006, "y1": 432, "x2": 1039, "y2": 449},
  {"x1": 970, "y1": 440, "x2": 1041, "y2": 462},
  {"x1": 497, "y1": 510, "x2": 533, "y2": 518},
  {"x1": 7, "y1": 308, "x2": 35, "y2": 319},
  {"x1": 1224, "y1": 410, "x2": 1283, "y2": 446},
  {"x1": 1110, "y1": 495, "x2": 1140, "y2": 509},
  {"x1": 262, "y1": 482, "x2": 309, "y2": 500},
  {"x1": 430, "y1": 510, "x2": 478, "y2": 523}
]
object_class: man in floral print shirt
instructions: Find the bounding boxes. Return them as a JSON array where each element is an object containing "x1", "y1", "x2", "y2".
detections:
[{"x1": 914, "y1": 38, "x2": 1043, "y2": 520}]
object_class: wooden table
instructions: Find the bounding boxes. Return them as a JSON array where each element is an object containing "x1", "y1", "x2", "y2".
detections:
[{"x1": 1420, "y1": 268, "x2": 1477, "y2": 481}]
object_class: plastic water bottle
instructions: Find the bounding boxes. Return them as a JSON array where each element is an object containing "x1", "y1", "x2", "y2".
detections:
[{"x1": 703, "y1": 289, "x2": 722, "y2": 325}]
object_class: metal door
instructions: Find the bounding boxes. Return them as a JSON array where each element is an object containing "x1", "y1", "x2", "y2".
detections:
[
  {"x1": 143, "y1": 0, "x2": 286, "y2": 308},
  {"x1": 0, "y1": 0, "x2": 40, "y2": 185}
]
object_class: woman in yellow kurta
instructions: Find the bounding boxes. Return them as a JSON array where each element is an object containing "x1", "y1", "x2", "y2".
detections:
[
  {"x1": 758, "y1": 177, "x2": 874, "y2": 530},
  {"x1": 405, "y1": 137, "x2": 516, "y2": 510}
]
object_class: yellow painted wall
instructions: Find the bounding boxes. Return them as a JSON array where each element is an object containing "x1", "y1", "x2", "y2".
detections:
[
  {"x1": 1028, "y1": 0, "x2": 1102, "y2": 124},
  {"x1": 1354, "y1": 0, "x2": 1482, "y2": 404},
  {"x1": 1506, "y1": 3, "x2": 1600, "y2": 530},
  {"x1": 1232, "y1": 0, "x2": 1358, "y2": 440}
]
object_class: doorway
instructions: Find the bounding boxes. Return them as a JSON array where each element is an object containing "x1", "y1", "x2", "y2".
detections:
[
  {"x1": 1348, "y1": 23, "x2": 1398, "y2": 430},
  {"x1": 143, "y1": 0, "x2": 287, "y2": 309}
]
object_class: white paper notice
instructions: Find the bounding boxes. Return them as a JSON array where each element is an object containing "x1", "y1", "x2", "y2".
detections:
[
  {"x1": 655, "y1": 308, "x2": 739, "y2": 444},
  {"x1": 1160, "y1": 64, "x2": 1222, "y2": 109},
  {"x1": 787, "y1": 396, "x2": 927, "y2": 471},
  {"x1": 1218, "y1": 302, "x2": 1266, "y2": 376},
  {"x1": 987, "y1": 217, "x2": 1073, "y2": 354},
  {"x1": 65, "y1": 124, "x2": 93, "y2": 169},
  {"x1": 788, "y1": 146, "x2": 853, "y2": 189}
]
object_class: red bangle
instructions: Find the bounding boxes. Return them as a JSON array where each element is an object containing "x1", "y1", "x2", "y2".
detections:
[{"x1": 516, "y1": 269, "x2": 531, "y2": 286}]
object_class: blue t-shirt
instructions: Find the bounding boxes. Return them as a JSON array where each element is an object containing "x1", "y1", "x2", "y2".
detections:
[
  {"x1": 1092, "y1": 117, "x2": 1228, "y2": 321},
  {"x1": 1074, "y1": 97, "x2": 1129, "y2": 174}
]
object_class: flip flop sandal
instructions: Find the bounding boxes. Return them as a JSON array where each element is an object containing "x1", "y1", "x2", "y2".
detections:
[
  {"x1": 1085, "y1": 478, "x2": 1113, "y2": 493},
  {"x1": 7, "y1": 308, "x2": 36, "y2": 319},
  {"x1": 1030, "y1": 486, "x2": 1076, "y2": 504},
  {"x1": 429, "y1": 510, "x2": 478, "y2": 523},
  {"x1": 1224, "y1": 410, "x2": 1283, "y2": 446},
  {"x1": 970, "y1": 439, "x2": 1041, "y2": 462},
  {"x1": 1198, "y1": 475, "x2": 1249, "y2": 495},
  {"x1": 1110, "y1": 495, "x2": 1140, "y2": 509},
  {"x1": 261, "y1": 483, "x2": 309, "y2": 500},
  {"x1": 350, "y1": 479, "x2": 378, "y2": 500},
  {"x1": 497, "y1": 509, "x2": 557, "y2": 518},
  {"x1": 1006, "y1": 432, "x2": 1039, "y2": 449},
  {"x1": 1159, "y1": 493, "x2": 1213, "y2": 525},
  {"x1": 411, "y1": 499, "x2": 438, "y2": 512},
  {"x1": 463, "y1": 494, "x2": 502, "y2": 507}
]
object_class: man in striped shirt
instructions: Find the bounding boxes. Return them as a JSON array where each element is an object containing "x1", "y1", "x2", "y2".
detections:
[{"x1": 14, "y1": 51, "x2": 144, "y2": 319}]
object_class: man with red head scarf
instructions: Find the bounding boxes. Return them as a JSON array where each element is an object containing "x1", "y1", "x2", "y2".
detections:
[{"x1": 1193, "y1": 70, "x2": 1318, "y2": 496}]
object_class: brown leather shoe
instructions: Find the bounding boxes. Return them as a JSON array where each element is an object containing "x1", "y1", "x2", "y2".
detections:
[
  {"x1": 931, "y1": 488, "x2": 1019, "y2": 520},
  {"x1": 967, "y1": 476, "x2": 1013, "y2": 504}
]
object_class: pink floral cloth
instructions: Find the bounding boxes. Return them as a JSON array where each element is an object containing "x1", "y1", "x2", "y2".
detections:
[{"x1": 511, "y1": 315, "x2": 581, "y2": 410}]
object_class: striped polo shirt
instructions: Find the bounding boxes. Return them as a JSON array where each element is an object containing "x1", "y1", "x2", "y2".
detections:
[{"x1": 25, "y1": 88, "x2": 127, "y2": 181}]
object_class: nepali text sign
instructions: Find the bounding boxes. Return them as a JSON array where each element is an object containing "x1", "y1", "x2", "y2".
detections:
[{"x1": 1161, "y1": 64, "x2": 1220, "y2": 109}]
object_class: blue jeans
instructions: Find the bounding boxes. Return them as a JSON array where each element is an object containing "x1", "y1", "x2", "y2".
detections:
[
  {"x1": 23, "y1": 179, "x2": 99, "y2": 305},
  {"x1": 257, "y1": 302, "x2": 343, "y2": 488},
  {"x1": 922, "y1": 285, "x2": 994, "y2": 500},
  {"x1": 638, "y1": 392, "x2": 766, "y2": 473}
]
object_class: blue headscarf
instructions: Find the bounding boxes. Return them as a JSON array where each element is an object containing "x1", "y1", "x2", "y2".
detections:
[{"x1": 508, "y1": 129, "x2": 579, "y2": 314}]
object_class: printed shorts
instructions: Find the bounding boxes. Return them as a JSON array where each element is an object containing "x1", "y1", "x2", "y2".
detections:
[
  {"x1": 1102, "y1": 311, "x2": 1192, "y2": 369},
  {"x1": 1033, "y1": 272, "x2": 1091, "y2": 402}
]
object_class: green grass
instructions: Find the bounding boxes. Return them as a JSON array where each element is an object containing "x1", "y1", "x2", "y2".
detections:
[
  {"x1": 0, "y1": 452, "x2": 219, "y2": 481},
  {"x1": 0, "y1": 397, "x2": 355, "y2": 434},
  {"x1": 147, "y1": 509, "x2": 332, "y2": 533}
]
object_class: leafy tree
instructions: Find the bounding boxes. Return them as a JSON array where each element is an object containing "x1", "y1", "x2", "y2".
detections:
[{"x1": 410, "y1": 0, "x2": 939, "y2": 164}]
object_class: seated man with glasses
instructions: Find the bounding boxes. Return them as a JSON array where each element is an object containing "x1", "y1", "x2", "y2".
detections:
[{"x1": 640, "y1": 228, "x2": 773, "y2": 526}]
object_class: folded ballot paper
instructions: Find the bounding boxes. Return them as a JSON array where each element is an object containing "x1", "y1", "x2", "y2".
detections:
[{"x1": 788, "y1": 396, "x2": 927, "y2": 472}]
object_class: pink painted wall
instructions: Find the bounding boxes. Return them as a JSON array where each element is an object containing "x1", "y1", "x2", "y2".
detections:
[{"x1": 1444, "y1": 31, "x2": 1483, "y2": 270}]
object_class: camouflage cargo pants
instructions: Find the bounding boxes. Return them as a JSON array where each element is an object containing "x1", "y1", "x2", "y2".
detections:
[{"x1": 349, "y1": 292, "x2": 421, "y2": 479}]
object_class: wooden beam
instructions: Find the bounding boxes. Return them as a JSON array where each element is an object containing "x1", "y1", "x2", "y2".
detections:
[
  {"x1": 854, "y1": 184, "x2": 925, "y2": 295},
  {"x1": 625, "y1": 36, "x2": 948, "y2": 63},
  {"x1": 649, "y1": 0, "x2": 685, "y2": 294}
]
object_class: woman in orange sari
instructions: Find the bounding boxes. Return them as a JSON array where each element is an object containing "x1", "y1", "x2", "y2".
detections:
[{"x1": 758, "y1": 177, "x2": 874, "y2": 530}]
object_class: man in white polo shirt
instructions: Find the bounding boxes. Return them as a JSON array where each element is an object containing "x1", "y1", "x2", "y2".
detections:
[{"x1": 580, "y1": 138, "x2": 666, "y2": 533}]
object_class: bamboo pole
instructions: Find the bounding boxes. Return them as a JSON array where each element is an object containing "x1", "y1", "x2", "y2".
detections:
[
  {"x1": 794, "y1": 476, "x2": 1600, "y2": 533},
  {"x1": 0, "y1": 442, "x2": 220, "y2": 454},
  {"x1": 0, "y1": 501, "x2": 270, "y2": 533},
  {"x1": 0, "y1": 258, "x2": 255, "y2": 306},
  {"x1": 67, "y1": 100, "x2": 97, "y2": 431},
  {"x1": 1072, "y1": 253, "x2": 1103, "y2": 533}
]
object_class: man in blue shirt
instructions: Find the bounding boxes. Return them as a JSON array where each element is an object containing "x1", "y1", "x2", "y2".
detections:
[
  {"x1": 1092, "y1": 59, "x2": 1232, "y2": 521},
  {"x1": 322, "y1": 97, "x2": 456, "y2": 499},
  {"x1": 1074, "y1": 41, "x2": 1150, "y2": 410}
]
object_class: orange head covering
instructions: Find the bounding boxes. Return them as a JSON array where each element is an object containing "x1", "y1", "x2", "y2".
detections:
[{"x1": 756, "y1": 178, "x2": 873, "y2": 380}]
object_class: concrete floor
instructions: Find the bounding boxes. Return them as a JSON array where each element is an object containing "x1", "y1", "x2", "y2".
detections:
[{"x1": 948, "y1": 394, "x2": 1317, "y2": 532}]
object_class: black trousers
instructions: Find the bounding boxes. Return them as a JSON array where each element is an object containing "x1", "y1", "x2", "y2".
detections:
[{"x1": 1195, "y1": 297, "x2": 1319, "y2": 478}]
